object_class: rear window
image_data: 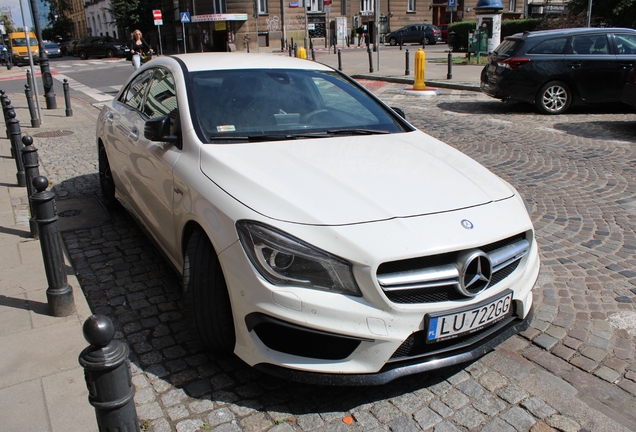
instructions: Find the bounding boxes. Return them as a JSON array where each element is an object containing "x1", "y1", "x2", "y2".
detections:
[
  {"x1": 528, "y1": 38, "x2": 567, "y2": 54},
  {"x1": 493, "y1": 39, "x2": 519, "y2": 56}
]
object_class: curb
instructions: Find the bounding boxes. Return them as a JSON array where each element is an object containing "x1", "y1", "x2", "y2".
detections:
[{"x1": 351, "y1": 73, "x2": 481, "y2": 92}]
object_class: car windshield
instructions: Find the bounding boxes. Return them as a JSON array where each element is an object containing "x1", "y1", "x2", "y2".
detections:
[
  {"x1": 12, "y1": 37, "x2": 38, "y2": 47},
  {"x1": 191, "y1": 69, "x2": 408, "y2": 142},
  {"x1": 45, "y1": 42, "x2": 58, "y2": 49}
]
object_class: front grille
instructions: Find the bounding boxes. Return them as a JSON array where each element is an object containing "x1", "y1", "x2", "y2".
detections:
[
  {"x1": 390, "y1": 302, "x2": 518, "y2": 360},
  {"x1": 246, "y1": 313, "x2": 364, "y2": 360},
  {"x1": 377, "y1": 233, "x2": 528, "y2": 304}
]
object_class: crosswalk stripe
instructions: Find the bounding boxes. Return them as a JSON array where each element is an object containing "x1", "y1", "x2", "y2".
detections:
[{"x1": 53, "y1": 73, "x2": 114, "y2": 102}]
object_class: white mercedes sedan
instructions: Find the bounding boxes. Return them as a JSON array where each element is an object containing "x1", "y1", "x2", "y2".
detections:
[{"x1": 96, "y1": 53, "x2": 539, "y2": 385}]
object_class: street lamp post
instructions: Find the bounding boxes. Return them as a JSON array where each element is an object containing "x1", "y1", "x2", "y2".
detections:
[{"x1": 29, "y1": 0, "x2": 56, "y2": 109}]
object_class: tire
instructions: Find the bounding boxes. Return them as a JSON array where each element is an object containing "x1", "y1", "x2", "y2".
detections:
[
  {"x1": 183, "y1": 229, "x2": 236, "y2": 352},
  {"x1": 98, "y1": 143, "x2": 118, "y2": 209},
  {"x1": 105, "y1": 49, "x2": 114, "y2": 58},
  {"x1": 79, "y1": 50, "x2": 88, "y2": 60},
  {"x1": 389, "y1": 37, "x2": 397, "y2": 46},
  {"x1": 535, "y1": 80, "x2": 571, "y2": 115},
  {"x1": 429, "y1": 37, "x2": 437, "y2": 45}
]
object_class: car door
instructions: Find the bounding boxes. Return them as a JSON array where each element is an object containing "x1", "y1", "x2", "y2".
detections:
[
  {"x1": 128, "y1": 68, "x2": 181, "y2": 259},
  {"x1": 612, "y1": 32, "x2": 636, "y2": 93},
  {"x1": 567, "y1": 34, "x2": 620, "y2": 102}
]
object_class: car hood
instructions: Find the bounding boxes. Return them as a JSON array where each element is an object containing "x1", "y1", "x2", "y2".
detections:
[{"x1": 199, "y1": 131, "x2": 514, "y2": 225}]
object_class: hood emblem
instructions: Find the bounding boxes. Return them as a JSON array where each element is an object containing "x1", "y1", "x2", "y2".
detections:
[
  {"x1": 461, "y1": 219, "x2": 474, "y2": 230},
  {"x1": 456, "y1": 250, "x2": 492, "y2": 297}
]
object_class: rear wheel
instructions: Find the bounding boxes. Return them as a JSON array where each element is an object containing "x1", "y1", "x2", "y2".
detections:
[
  {"x1": 389, "y1": 37, "x2": 397, "y2": 46},
  {"x1": 79, "y1": 50, "x2": 88, "y2": 60},
  {"x1": 183, "y1": 229, "x2": 236, "y2": 352},
  {"x1": 105, "y1": 49, "x2": 114, "y2": 58},
  {"x1": 535, "y1": 81, "x2": 571, "y2": 115},
  {"x1": 98, "y1": 143, "x2": 118, "y2": 209}
]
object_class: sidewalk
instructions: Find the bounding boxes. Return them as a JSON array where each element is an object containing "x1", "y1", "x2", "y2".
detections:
[{"x1": 0, "y1": 93, "x2": 99, "y2": 431}]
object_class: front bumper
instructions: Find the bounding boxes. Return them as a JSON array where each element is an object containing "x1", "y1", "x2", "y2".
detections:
[{"x1": 254, "y1": 307, "x2": 533, "y2": 386}]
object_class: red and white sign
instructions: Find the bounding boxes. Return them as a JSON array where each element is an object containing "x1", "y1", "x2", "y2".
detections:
[{"x1": 153, "y1": 10, "x2": 163, "y2": 25}]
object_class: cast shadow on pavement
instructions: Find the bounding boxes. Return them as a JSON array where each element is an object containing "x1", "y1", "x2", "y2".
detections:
[{"x1": 554, "y1": 120, "x2": 636, "y2": 142}]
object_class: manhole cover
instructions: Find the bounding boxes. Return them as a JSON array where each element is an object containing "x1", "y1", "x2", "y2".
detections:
[
  {"x1": 33, "y1": 130, "x2": 74, "y2": 138},
  {"x1": 58, "y1": 209, "x2": 82, "y2": 217}
]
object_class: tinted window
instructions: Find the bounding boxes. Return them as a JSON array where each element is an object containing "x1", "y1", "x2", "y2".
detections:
[
  {"x1": 528, "y1": 38, "x2": 567, "y2": 54},
  {"x1": 615, "y1": 34, "x2": 636, "y2": 55},
  {"x1": 494, "y1": 39, "x2": 519, "y2": 56},
  {"x1": 120, "y1": 71, "x2": 152, "y2": 111},
  {"x1": 571, "y1": 35, "x2": 608, "y2": 55},
  {"x1": 143, "y1": 68, "x2": 178, "y2": 130}
]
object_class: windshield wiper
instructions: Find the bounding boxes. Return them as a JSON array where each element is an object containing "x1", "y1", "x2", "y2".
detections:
[
  {"x1": 326, "y1": 129, "x2": 390, "y2": 135},
  {"x1": 209, "y1": 132, "x2": 330, "y2": 142}
]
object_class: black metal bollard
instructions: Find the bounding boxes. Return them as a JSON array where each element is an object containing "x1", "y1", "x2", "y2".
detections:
[
  {"x1": 2, "y1": 94, "x2": 11, "y2": 139},
  {"x1": 399, "y1": 34, "x2": 403, "y2": 50},
  {"x1": 367, "y1": 47, "x2": 374, "y2": 73},
  {"x1": 446, "y1": 50, "x2": 453, "y2": 80},
  {"x1": 337, "y1": 49, "x2": 342, "y2": 71},
  {"x1": 7, "y1": 108, "x2": 26, "y2": 186},
  {"x1": 405, "y1": 49, "x2": 410, "y2": 76},
  {"x1": 21, "y1": 135, "x2": 40, "y2": 237},
  {"x1": 6, "y1": 53, "x2": 12, "y2": 70},
  {"x1": 25, "y1": 84, "x2": 40, "y2": 127},
  {"x1": 333, "y1": 38, "x2": 337, "y2": 54},
  {"x1": 79, "y1": 315, "x2": 139, "y2": 431},
  {"x1": 31, "y1": 175, "x2": 76, "y2": 316},
  {"x1": 63, "y1": 79, "x2": 73, "y2": 117},
  {"x1": 311, "y1": 48, "x2": 316, "y2": 61},
  {"x1": 310, "y1": 38, "x2": 313, "y2": 50},
  {"x1": 289, "y1": 44, "x2": 292, "y2": 57},
  {"x1": 294, "y1": 44, "x2": 298, "y2": 58},
  {"x1": 26, "y1": 70, "x2": 34, "y2": 92}
]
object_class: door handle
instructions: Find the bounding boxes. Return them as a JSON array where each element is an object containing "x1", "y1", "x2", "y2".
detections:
[
  {"x1": 620, "y1": 62, "x2": 634, "y2": 69},
  {"x1": 568, "y1": 62, "x2": 582, "y2": 69},
  {"x1": 129, "y1": 128, "x2": 139, "y2": 140},
  {"x1": 106, "y1": 113, "x2": 114, "y2": 122}
]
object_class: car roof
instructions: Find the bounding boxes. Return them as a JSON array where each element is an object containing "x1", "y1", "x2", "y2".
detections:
[
  {"x1": 170, "y1": 53, "x2": 335, "y2": 72},
  {"x1": 511, "y1": 27, "x2": 636, "y2": 40}
]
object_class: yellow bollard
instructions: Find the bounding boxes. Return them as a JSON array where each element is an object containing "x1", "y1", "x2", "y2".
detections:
[
  {"x1": 413, "y1": 48, "x2": 426, "y2": 90},
  {"x1": 297, "y1": 47, "x2": 307, "y2": 59}
]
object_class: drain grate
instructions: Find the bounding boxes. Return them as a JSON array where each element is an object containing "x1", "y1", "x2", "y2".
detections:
[
  {"x1": 58, "y1": 209, "x2": 82, "y2": 217},
  {"x1": 33, "y1": 130, "x2": 74, "y2": 138}
]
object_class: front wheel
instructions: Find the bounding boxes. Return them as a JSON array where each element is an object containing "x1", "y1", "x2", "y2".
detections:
[
  {"x1": 183, "y1": 229, "x2": 236, "y2": 352},
  {"x1": 535, "y1": 81, "x2": 571, "y2": 115},
  {"x1": 389, "y1": 37, "x2": 397, "y2": 46},
  {"x1": 105, "y1": 49, "x2": 114, "y2": 58},
  {"x1": 78, "y1": 50, "x2": 88, "y2": 60}
]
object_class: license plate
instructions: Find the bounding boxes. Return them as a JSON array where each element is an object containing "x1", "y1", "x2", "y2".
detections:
[{"x1": 425, "y1": 291, "x2": 513, "y2": 343}]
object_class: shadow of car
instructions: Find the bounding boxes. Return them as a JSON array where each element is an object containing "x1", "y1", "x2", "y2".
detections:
[
  {"x1": 74, "y1": 36, "x2": 129, "y2": 60},
  {"x1": 386, "y1": 24, "x2": 442, "y2": 46},
  {"x1": 621, "y1": 66, "x2": 636, "y2": 109},
  {"x1": 481, "y1": 27, "x2": 636, "y2": 114}
]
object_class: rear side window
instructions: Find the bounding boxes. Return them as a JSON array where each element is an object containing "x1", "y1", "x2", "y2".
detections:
[
  {"x1": 571, "y1": 35, "x2": 609, "y2": 55},
  {"x1": 615, "y1": 34, "x2": 636, "y2": 55},
  {"x1": 493, "y1": 39, "x2": 519, "y2": 56},
  {"x1": 528, "y1": 38, "x2": 567, "y2": 54}
]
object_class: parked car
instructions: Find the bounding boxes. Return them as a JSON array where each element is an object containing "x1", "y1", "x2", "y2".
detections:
[
  {"x1": 621, "y1": 66, "x2": 636, "y2": 109},
  {"x1": 481, "y1": 27, "x2": 636, "y2": 114},
  {"x1": 438, "y1": 24, "x2": 449, "y2": 42},
  {"x1": 386, "y1": 24, "x2": 442, "y2": 46},
  {"x1": 60, "y1": 39, "x2": 78, "y2": 56},
  {"x1": 96, "y1": 53, "x2": 539, "y2": 385},
  {"x1": 74, "y1": 36, "x2": 129, "y2": 60},
  {"x1": 43, "y1": 41, "x2": 62, "y2": 58}
]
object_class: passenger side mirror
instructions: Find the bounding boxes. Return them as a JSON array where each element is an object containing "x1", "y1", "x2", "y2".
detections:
[
  {"x1": 391, "y1": 107, "x2": 406, "y2": 119},
  {"x1": 144, "y1": 116, "x2": 179, "y2": 144}
]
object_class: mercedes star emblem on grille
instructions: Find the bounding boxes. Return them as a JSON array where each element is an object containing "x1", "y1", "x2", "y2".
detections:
[
  {"x1": 456, "y1": 250, "x2": 492, "y2": 297},
  {"x1": 461, "y1": 219, "x2": 474, "y2": 229}
]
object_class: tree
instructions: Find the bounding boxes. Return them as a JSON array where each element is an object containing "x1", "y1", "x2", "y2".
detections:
[
  {"x1": 1, "y1": 13, "x2": 16, "y2": 34},
  {"x1": 566, "y1": 0, "x2": 636, "y2": 28},
  {"x1": 43, "y1": 0, "x2": 74, "y2": 40},
  {"x1": 107, "y1": 0, "x2": 157, "y2": 38}
]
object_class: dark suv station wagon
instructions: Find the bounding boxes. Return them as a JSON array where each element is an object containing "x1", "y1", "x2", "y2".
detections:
[
  {"x1": 386, "y1": 24, "x2": 442, "y2": 46},
  {"x1": 74, "y1": 36, "x2": 129, "y2": 60},
  {"x1": 481, "y1": 27, "x2": 636, "y2": 114}
]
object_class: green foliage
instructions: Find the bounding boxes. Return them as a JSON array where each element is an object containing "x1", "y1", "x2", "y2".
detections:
[
  {"x1": 567, "y1": 0, "x2": 636, "y2": 28},
  {"x1": 108, "y1": 0, "x2": 156, "y2": 38},
  {"x1": 42, "y1": 16, "x2": 74, "y2": 40},
  {"x1": 1, "y1": 13, "x2": 16, "y2": 33},
  {"x1": 449, "y1": 19, "x2": 543, "y2": 52}
]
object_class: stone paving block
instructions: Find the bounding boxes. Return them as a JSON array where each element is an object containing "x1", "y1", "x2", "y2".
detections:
[
  {"x1": 433, "y1": 421, "x2": 462, "y2": 432},
  {"x1": 175, "y1": 418, "x2": 205, "y2": 432},
  {"x1": 456, "y1": 379, "x2": 485, "y2": 398},
  {"x1": 500, "y1": 407, "x2": 536, "y2": 431},
  {"x1": 552, "y1": 345, "x2": 576, "y2": 361},
  {"x1": 440, "y1": 388, "x2": 470, "y2": 410},
  {"x1": 429, "y1": 399, "x2": 454, "y2": 418},
  {"x1": 239, "y1": 412, "x2": 273, "y2": 431},
  {"x1": 481, "y1": 417, "x2": 516, "y2": 432},
  {"x1": 593, "y1": 366, "x2": 621, "y2": 383},
  {"x1": 371, "y1": 401, "x2": 402, "y2": 423},
  {"x1": 352, "y1": 411, "x2": 380, "y2": 430},
  {"x1": 562, "y1": 368, "x2": 631, "y2": 408},
  {"x1": 545, "y1": 415, "x2": 580, "y2": 432},
  {"x1": 569, "y1": 355, "x2": 598, "y2": 372},
  {"x1": 580, "y1": 345, "x2": 608, "y2": 362},
  {"x1": 390, "y1": 392, "x2": 424, "y2": 414},
  {"x1": 617, "y1": 378, "x2": 636, "y2": 396},
  {"x1": 533, "y1": 334, "x2": 559, "y2": 350},
  {"x1": 497, "y1": 385, "x2": 529, "y2": 405},
  {"x1": 545, "y1": 326, "x2": 567, "y2": 340},
  {"x1": 561, "y1": 337, "x2": 582, "y2": 350},
  {"x1": 479, "y1": 371, "x2": 509, "y2": 392},
  {"x1": 207, "y1": 408, "x2": 236, "y2": 428},
  {"x1": 414, "y1": 407, "x2": 442, "y2": 430},
  {"x1": 452, "y1": 405, "x2": 486, "y2": 429},
  {"x1": 520, "y1": 397, "x2": 557, "y2": 419},
  {"x1": 472, "y1": 393, "x2": 507, "y2": 417},
  {"x1": 387, "y1": 415, "x2": 420, "y2": 432}
]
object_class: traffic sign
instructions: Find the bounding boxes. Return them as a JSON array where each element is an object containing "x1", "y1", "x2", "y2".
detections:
[
  {"x1": 180, "y1": 12, "x2": 191, "y2": 23},
  {"x1": 153, "y1": 10, "x2": 162, "y2": 20}
]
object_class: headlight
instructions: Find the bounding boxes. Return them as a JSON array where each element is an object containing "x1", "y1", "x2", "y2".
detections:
[{"x1": 237, "y1": 221, "x2": 361, "y2": 296}]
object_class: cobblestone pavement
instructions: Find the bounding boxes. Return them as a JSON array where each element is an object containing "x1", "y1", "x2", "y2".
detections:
[{"x1": 9, "y1": 83, "x2": 636, "y2": 432}]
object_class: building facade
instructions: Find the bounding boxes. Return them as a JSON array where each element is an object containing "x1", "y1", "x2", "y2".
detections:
[{"x1": 84, "y1": 0, "x2": 119, "y2": 39}]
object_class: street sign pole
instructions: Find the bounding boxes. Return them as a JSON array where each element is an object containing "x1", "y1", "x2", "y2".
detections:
[
  {"x1": 153, "y1": 10, "x2": 164, "y2": 55},
  {"x1": 182, "y1": 21, "x2": 187, "y2": 53},
  {"x1": 158, "y1": 25, "x2": 163, "y2": 55}
]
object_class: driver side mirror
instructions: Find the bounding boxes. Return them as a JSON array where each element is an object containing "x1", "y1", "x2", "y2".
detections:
[
  {"x1": 391, "y1": 107, "x2": 406, "y2": 119},
  {"x1": 144, "y1": 116, "x2": 179, "y2": 144}
]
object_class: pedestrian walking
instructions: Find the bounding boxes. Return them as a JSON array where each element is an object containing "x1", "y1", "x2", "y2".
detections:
[{"x1": 128, "y1": 30, "x2": 153, "y2": 71}]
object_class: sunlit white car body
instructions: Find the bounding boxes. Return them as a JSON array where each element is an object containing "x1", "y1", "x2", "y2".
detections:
[{"x1": 96, "y1": 53, "x2": 539, "y2": 385}]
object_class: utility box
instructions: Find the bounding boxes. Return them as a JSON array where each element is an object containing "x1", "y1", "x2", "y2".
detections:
[{"x1": 468, "y1": 30, "x2": 488, "y2": 54}]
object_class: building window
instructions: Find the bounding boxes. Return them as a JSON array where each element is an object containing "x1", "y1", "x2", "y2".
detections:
[
  {"x1": 407, "y1": 0, "x2": 415, "y2": 12},
  {"x1": 360, "y1": 0, "x2": 373, "y2": 12},
  {"x1": 213, "y1": 0, "x2": 227, "y2": 13},
  {"x1": 258, "y1": 0, "x2": 267, "y2": 14},
  {"x1": 309, "y1": 0, "x2": 324, "y2": 12},
  {"x1": 508, "y1": 0, "x2": 516, "y2": 11}
]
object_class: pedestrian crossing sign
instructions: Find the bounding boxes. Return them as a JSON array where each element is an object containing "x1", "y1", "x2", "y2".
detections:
[{"x1": 180, "y1": 12, "x2": 191, "y2": 23}]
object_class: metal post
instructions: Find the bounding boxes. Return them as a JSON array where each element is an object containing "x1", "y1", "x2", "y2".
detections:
[
  {"x1": 79, "y1": 315, "x2": 139, "y2": 431},
  {"x1": 294, "y1": 43, "x2": 298, "y2": 57},
  {"x1": 367, "y1": 46, "x2": 374, "y2": 73},
  {"x1": 399, "y1": 33, "x2": 403, "y2": 50},
  {"x1": 25, "y1": 84, "x2": 40, "y2": 127},
  {"x1": 63, "y1": 79, "x2": 73, "y2": 117},
  {"x1": 31, "y1": 175, "x2": 75, "y2": 316},
  {"x1": 405, "y1": 49, "x2": 410, "y2": 76},
  {"x1": 6, "y1": 51, "x2": 12, "y2": 70},
  {"x1": 337, "y1": 49, "x2": 342, "y2": 71},
  {"x1": 7, "y1": 108, "x2": 26, "y2": 187},
  {"x1": 21, "y1": 135, "x2": 39, "y2": 237},
  {"x1": 29, "y1": 0, "x2": 57, "y2": 109},
  {"x1": 1, "y1": 91, "x2": 10, "y2": 138},
  {"x1": 26, "y1": 70, "x2": 34, "y2": 91},
  {"x1": 446, "y1": 50, "x2": 453, "y2": 79}
]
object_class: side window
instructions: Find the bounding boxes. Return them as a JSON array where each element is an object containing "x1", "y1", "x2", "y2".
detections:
[
  {"x1": 142, "y1": 68, "x2": 178, "y2": 130},
  {"x1": 528, "y1": 38, "x2": 567, "y2": 54},
  {"x1": 615, "y1": 34, "x2": 636, "y2": 55},
  {"x1": 571, "y1": 35, "x2": 608, "y2": 55},
  {"x1": 119, "y1": 70, "x2": 152, "y2": 111}
]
